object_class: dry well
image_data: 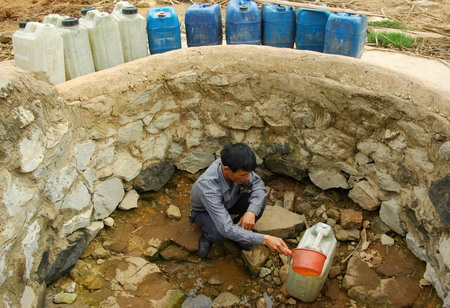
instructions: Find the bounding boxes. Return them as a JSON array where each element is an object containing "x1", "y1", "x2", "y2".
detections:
[{"x1": 0, "y1": 45, "x2": 449, "y2": 307}]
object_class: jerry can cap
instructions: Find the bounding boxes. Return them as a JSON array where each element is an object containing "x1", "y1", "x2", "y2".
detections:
[
  {"x1": 81, "y1": 7, "x2": 96, "y2": 16},
  {"x1": 123, "y1": 6, "x2": 138, "y2": 14},
  {"x1": 157, "y1": 11, "x2": 167, "y2": 17},
  {"x1": 19, "y1": 21, "x2": 28, "y2": 29},
  {"x1": 62, "y1": 17, "x2": 79, "y2": 27},
  {"x1": 239, "y1": 5, "x2": 249, "y2": 11},
  {"x1": 276, "y1": 5, "x2": 286, "y2": 12}
]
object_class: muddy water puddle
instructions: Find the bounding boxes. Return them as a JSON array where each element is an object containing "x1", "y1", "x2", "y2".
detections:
[{"x1": 45, "y1": 171, "x2": 443, "y2": 307}]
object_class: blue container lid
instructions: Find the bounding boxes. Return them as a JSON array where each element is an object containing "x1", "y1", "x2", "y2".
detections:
[
  {"x1": 147, "y1": 7, "x2": 180, "y2": 29},
  {"x1": 227, "y1": 0, "x2": 260, "y2": 22}
]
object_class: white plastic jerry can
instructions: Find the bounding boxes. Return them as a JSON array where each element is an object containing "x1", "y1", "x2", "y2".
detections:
[
  {"x1": 111, "y1": 2, "x2": 148, "y2": 62},
  {"x1": 12, "y1": 22, "x2": 65, "y2": 85},
  {"x1": 58, "y1": 18, "x2": 95, "y2": 80},
  {"x1": 81, "y1": 9, "x2": 124, "y2": 71},
  {"x1": 43, "y1": 13, "x2": 70, "y2": 27},
  {"x1": 286, "y1": 222, "x2": 337, "y2": 302}
]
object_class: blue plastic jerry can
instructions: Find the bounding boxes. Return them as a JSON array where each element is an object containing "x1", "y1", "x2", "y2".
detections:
[
  {"x1": 323, "y1": 12, "x2": 368, "y2": 58},
  {"x1": 296, "y1": 5, "x2": 330, "y2": 52},
  {"x1": 146, "y1": 7, "x2": 182, "y2": 54},
  {"x1": 185, "y1": 3, "x2": 222, "y2": 47},
  {"x1": 226, "y1": 0, "x2": 261, "y2": 45},
  {"x1": 262, "y1": 3, "x2": 296, "y2": 48}
]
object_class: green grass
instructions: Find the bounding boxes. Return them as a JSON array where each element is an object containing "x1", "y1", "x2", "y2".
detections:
[
  {"x1": 368, "y1": 20, "x2": 407, "y2": 30},
  {"x1": 367, "y1": 31, "x2": 422, "y2": 49}
]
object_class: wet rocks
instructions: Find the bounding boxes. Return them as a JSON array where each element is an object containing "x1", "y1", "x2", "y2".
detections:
[
  {"x1": 133, "y1": 161, "x2": 175, "y2": 192},
  {"x1": 380, "y1": 234, "x2": 395, "y2": 246},
  {"x1": 114, "y1": 257, "x2": 161, "y2": 291},
  {"x1": 53, "y1": 292, "x2": 77, "y2": 304},
  {"x1": 241, "y1": 245, "x2": 271, "y2": 274},
  {"x1": 166, "y1": 204, "x2": 182, "y2": 220},
  {"x1": 212, "y1": 292, "x2": 240, "y2": 307},
  {"x1": 334, "y1": 225, "x2": 361, "y2": 241},
  {"x1": 340, "y1": 209, "x2": 363, "y2": 229},
  {"x1": 118, "y1": 189, "x2": 139, "y2": 210},
  {"x1": 182, "y1": 294, "x2": 213, "y2": 308},
  {"x1": 160, "y1": 244, "x2": 190, "y2": 260}
]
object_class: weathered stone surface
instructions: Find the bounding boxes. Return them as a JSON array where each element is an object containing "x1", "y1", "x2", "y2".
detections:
[
  {"x1": 74, "y1": 141, "x2": 96, "y2": 171},
  {"x1": 19, "y1": 130, "x2": 44, "y2": 172},
  {"x1": 428, "y1": 175, "x2": 450, "y2": 225},
  {"x1": 166, "y1": 204, "x2": 182, "y2": 220},
  {"x1": 133, "y1": 161, "x2": 175, "y2": 192},
  {"x1": 159, "y1": 244, "x2": 189, "y2": 260},
  {"x1": 371, "y1": 216, "x2": 391, "y2": 235},
  {"x1": 379, "y1": 200, "x2": 406, "y2": 236},
  {"x1": 340, "y1": 209, "x2": 363, "y2": 229},
  {"x1": 182, "y1": 294, "x2": 213, "y2": 308},
  {"x1": 439, "y1": 141, "x2": 450, "y2": 158},
  {"x1": 381, "y1": 234, "x2": 395, "y2": 246},
  {"x1": 309, "y1": 169, "x2": 349, "y2": 190},
  {"x1": 61, "y1": 205, "x2": 92, "y2": 237},
  {"x1": 93, "y1": 178, "x2": 125, "y2": 220},
  {"x1": 343, "y1": 255, "x2": 381, "y2": 304},
  {"x1": 439, "y1": 237, "x2": 450, "y2": 269},
  {"x1": 118, "y1": 189, "x2": 139, "y2": 210},
  {"x1": 117, "y1": 121, "x2": 143, "y2": 145},
  {"x1": 39, "y1": 231, "x2": 88, "y2": 285},
  {"x1": 265, "y1": 156, "x2": 307, "y2": 181},
  {"x1": 13, "y1": 106, "x2": 35, "y2": 128},
  {"x1": 405, "y1": 231, "x2": 427, "y2": 261},
  {"x1": 228, "y1": 111, "x2": 264, "y2": 130},
  {"x1": 85, "y1": 221, "x2": 104, "y2": 243},
  {"x1": 212, "y1": 292, "x2": 240, "y2": 307},
  {"x1": 334, "y1": 225, "x2": 360, "y2": 241},
  {"x1": 45, "y1": 165, "x2": 78, "y2": 204},
  {"x1": 255, "y1": 205, "x2": 305, "y2": 238},
  {"x1": 53, "y1": 292, "x2": 77, "y2": 304},
  {"x1": 380, "y1": 277, "x2": 421, "y2": 307},
  {"x1": 115, "y1": 257, "x2": 161, "y2": 291},
  {"x1": 304, "y1": 128, "x2": 355, "y2": 160},
  {"x1": 113, "y1": 151, "x2": 142, "y2": 182},
  {"x1": 60, "y1": 181, "x2": 91, "y2": 211},
  {"x1": 176, "y1": 152, "x2": 215, "y2": 174},
  {"x1": 348, "y1": 181, "x2": 380, "y2": 211},
  {"x1": 283, "y1": 191, "x2": 295, "y2": 211},
  {"x1": 140, "y1": 134, "x2": 170, "y2": 161},
  {"x1": 242, "y1": 245, "x2": 270, "y2": 274}
]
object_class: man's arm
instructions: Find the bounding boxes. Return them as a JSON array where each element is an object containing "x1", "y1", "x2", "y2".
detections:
[
  {"x1": 245, "y1": 171, "x2": 267, "y2": 217},
  {"x1": 197, "y1": 180, "x2": 265, "y2": 245}
]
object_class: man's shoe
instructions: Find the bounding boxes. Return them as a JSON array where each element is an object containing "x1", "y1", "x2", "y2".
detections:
[
  {"x1": 235, "y1": 242, "x2": 253, "y2": 251},
  {"x1": 198, "y1": 234, "x2": 213, "y2": 258}
]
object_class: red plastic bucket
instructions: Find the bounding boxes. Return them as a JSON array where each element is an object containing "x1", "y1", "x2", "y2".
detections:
[{"x1": 292, "y1": 248, "x2": 327, "y2": 277}]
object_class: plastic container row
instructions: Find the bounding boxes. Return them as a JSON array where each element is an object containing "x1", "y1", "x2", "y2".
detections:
[{"x1": 12, "y1": 0, "x2": 367, "y2": 85}]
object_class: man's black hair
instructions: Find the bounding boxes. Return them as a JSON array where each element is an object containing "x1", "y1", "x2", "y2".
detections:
[{"x1": 220, "y1": 143, "x2": 257, "y2": 172}]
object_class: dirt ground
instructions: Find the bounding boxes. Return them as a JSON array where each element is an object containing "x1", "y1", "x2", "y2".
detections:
[
  {"x1": 0, "y1": 0, "x2": 449, "y2": 61},
  {"x1": 44, "y1": 172, "x2": 443, "y2": 307}
]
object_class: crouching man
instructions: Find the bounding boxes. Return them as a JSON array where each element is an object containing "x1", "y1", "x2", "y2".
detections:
[{"x1": 190, "y1": 142, "x2": 292, "y2": 258}]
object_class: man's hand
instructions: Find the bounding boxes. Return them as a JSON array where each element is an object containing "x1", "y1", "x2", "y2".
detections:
[
  {"x1": 236, "y1": 211, "x2": 256, "y2": 230},
  {"x1": 263, "y1": 235, "x2": 292, "y2": 256}
]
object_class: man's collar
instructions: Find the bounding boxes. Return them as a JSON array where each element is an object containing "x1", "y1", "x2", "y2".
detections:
[{"x1": 217, "y1": 161, "x2": 232, "y2": 192}]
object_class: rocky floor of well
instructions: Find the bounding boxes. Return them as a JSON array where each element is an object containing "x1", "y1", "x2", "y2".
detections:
[{"x1": 44, "y1": 171, "x2": 443, "y2": 308}]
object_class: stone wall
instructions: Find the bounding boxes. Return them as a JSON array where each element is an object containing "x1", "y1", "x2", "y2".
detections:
[{"x1": 0, "y1": 46, "x2": 449, "y2": 307}]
